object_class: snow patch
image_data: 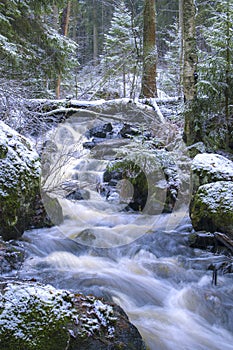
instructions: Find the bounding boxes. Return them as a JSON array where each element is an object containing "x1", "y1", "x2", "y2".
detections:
[
  {"x1": 0, "y1": 282, "x2": 117, "y2": 345},
  {"x1": 192, "y1": 153, "x2": 233, "y2": 180},
  {"x1": 196, "y1": 181, "x2": 233, "y2": 212},
  {"x1": 0, "y1": 121, "x2": 40, "y2": 196}
]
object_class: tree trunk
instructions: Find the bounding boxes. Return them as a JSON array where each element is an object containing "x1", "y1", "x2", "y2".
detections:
[
  {"x1": 140, "y1": 0, "x2": 157, "y2": 98},
  {"x1": 181, "y1": 0, "x2": 197, "y2": 102},
  {"x1": 225, "y1": 0, "x2": 230, "y2": 148},
  {"x1": 179, "y1": 0, "x2": 184, "y2": 98},
  {"x1": 61, "y1": 1, "x2": 71, "y2": 37},
  {"x1": 56, "y1": 1, "x2": 71, "y2": 99},
  {"x1": 93, "y1": 0, "x2": 98, "y2": 65},
  {"x1": 123, "y1": 63, "x2": 126, "y2": 98},
  {"x1": 181, "y1": 0, "x2": 198, "y2": 145}
]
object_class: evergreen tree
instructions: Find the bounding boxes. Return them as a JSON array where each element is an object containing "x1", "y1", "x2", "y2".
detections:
[
  {"x1": 75, "y1": 0, "x2": 114, "y2": 66},
  {"x1": 197, "y1": 0, "x2": 233, "y2": 148},
  {"x1": 160, "y1": 20, "x2": 181, "y2": 97},
  {"x1": 101, "y1": 0, "x2": 140, "y2": 97},
  {"x1": 0, "y1": 0, "x2": 77, "y2": 97}
]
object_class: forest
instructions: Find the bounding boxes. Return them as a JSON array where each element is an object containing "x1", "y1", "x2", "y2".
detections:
[
  {"x1": 0, "y1": 1, "x2": 233, "y2": 350},
  {"x1": 0, "y1": 0, "x2": 232, "y2": 148}
]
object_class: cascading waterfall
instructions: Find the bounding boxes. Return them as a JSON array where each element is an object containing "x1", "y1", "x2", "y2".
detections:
[{"x1": 16, "y1": 104, "x2": 233, "y2": 349}]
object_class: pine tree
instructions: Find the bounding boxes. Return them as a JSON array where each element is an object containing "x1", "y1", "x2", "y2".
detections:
[
  {"x1": 101, "y1": 0, "x2": 140, "y2": 98},
  {"x1": 0, "y1": 0, "x2": 77, "y2": 97},
  {"x1": 160, "y1": 21, "x2": 181, "y2": 97},
  {"x1": 197, "y1": 0, "x2": 233, "y2": 148}
]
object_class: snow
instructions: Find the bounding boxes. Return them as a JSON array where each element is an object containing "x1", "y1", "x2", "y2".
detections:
[
  {"x1": 0, "y1": 34, "x2": 18, "y2": 57},
  {"x1": 0, "y1": 282, "x2": 117, "y2": 344},
  {"x1": 26, "y1": 98, "x2": 106, "y2": 108},
  {"x1": 0, "y1": 282, "x2": 75, "y2": 341},
  {"x1": 195, "y1": 181, "x2": 233, "y2": 212},
  {"x1": 192, "y1": 153, "x2": 233, "y2": 180},
  {"x1": 0, "y1": 121, "x2": 40, "y2": 196},
  {"x1": 77, "y1": 295, "x2": 117, "y2": 338}
]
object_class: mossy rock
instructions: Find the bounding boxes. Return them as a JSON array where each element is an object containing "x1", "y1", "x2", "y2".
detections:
[
  {"x1": 0, "y1": 282, "x2": 146, "y2": 350},
  {"x1": 0, "y1": 122, "x2": 42, "y2": 240},
  {"x1": 191, "y1": 153, "x2": 233, "y2": 194},
  {"x1": 0, "y1": 238, "x2": 25, "y2": 273},
  {"x1": 104, "y1": 146, "x2": 180, "y2": 214},
  {"x1": 190, "y1": 181, "x2": 233, "y2": 238}
]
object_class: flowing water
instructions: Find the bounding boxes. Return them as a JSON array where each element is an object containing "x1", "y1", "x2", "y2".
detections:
[{"x1": 17, "y1": 104, "x2": 233, "y2": 349}]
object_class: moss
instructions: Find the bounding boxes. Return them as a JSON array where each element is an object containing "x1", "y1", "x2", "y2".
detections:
[
  {"x1": 0, "y1": 284, "x2": 74, "y2": 350},
  {"x1": 106, "y1": 160, "x2": 148, "y2": 211},
  {"x1": 190, "y1": 181, "x2": 233, "y2": 236},
  {"x1": 105, "y1": 143, "x2": 180, "y2": 213},
  {"x1": 0, "y1": 283, "x2": 127, "y2": 350},
  {"x1": 0, "y1": 122, "x2": 41, "y2": 240}
]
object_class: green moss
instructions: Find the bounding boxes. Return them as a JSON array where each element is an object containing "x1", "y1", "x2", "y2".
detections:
[
  {"x1": 0, "y1": 283, "x2": 122, "y2": 350},
  {"x1": 190, "y1": 181, "x2": 233, "y2": 236},
  {"x1": 0, "y1": 122, "x2": 41, "y2": 239}
]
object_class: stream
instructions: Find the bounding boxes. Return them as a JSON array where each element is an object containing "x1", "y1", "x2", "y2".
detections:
[{"x1": 18, "y1": 104, "x2": 233, "y2": 349}]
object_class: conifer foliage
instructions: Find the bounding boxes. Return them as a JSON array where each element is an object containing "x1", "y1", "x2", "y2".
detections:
[
  {"x1": 101, "y1": 0, "x2": 140, "y2": 98},
  {"x1": 0, "y1": 0, "x2": 77, "y2": 96},
  {"x1": 197, "y1": 0, "x2": 233, "y2": 148}
]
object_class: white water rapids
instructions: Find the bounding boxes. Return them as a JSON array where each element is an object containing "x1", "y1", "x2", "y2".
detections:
[{"x1": 18, "y1": 104, "x2": 233, "y2": 349}]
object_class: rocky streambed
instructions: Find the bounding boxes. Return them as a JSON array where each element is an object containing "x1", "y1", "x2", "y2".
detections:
[{"x1": 1, "y1": 99, "x2": 233, "y2": 349}]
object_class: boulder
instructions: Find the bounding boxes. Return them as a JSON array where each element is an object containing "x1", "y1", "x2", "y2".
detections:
[
  {"x1": 86, "y1": 122, "x2": 113, "y2": 139},
  {"x1": 0, "y1": 122, "x2": 41, "y2": 240},
  {"x1": 0, "y1": 121, "x2": 59, "y2": 240},
  {"x1": 190, "y1": 181, "x2": 233, "y2": 238},
  {"x1": 0, "y1": 238, "x2": 25, "y2": 274},
  {"x1": 102, "y1": 148, "x2": 181, "y2": 214},
  {"x1": 187, "y1": 142, "x2": 206, "y2": 158},
  {"x1": 191, "y1": 153, "x2": 233, "y2": 194},
  {"x1": 0, "y1": 281, "x2": 146, "y2": 350}
]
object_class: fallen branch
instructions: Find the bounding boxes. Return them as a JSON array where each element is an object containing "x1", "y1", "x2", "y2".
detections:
[
  {"x1": 214, "y1": 232, "x2": 233, "y2": 253},
  {"x1": 139, "y1": 98, "x2": 166, "y2": 124}
]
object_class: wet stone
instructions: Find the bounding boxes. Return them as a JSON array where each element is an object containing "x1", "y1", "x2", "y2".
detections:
[
  {"x1": 86, "y1": 123, "x2": 113, "y2": 139},
  {"x1": 188, "y1": 232, "x2": 215, "y2": 250}
]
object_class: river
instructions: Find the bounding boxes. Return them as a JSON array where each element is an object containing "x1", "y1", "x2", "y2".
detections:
[{"x1": 19, "y1": 103, "x2": 233, "y2": 349}]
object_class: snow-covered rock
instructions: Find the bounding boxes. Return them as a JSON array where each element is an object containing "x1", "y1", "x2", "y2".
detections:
[
  {"x1": 190, "y1": 181, "x2": 233, "y2": 237},
  {"x1": 0, "y1": 121, "x2": 41, "y2": 240},
  {"x1": 0, "y1": 281, "x2": 145, "y2": 350},
  {"x1": 191, "y1": 153, "x2": 233, "y2": 194}
]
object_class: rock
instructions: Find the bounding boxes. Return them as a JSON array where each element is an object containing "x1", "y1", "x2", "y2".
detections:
[
  {"x1": 66, "y1": 189, "x2": 90, "y2": 201},
  {"x1": 0, "y1": 238, "x2": 25, "y2": 274},
  {"x1": 40, "y1": 192, "x2": 64, "y2": 227},
  {"x1": 0, "y1": 122, "x2": 41, "y2": 240},
  {"x1": 103, "y1": 148, "x2": 180, "y2": 213},
  {"x1": 119, "y1": 123, "x2": 140, "y2": 138},
  {"x1": 191, "y1": 153, "x2": 233, "y2": 194},
  {"x1": 86, "y1": 123, "x2": 113, "y2": 139},
  {"x1": 83, "y1": 141, "x2": 96, "y2": 149},
  {"x1": 188, "y1": 232, "x2": 215, "y2": 250},
  {"x1": 190, "y1": 181, "x2": 233, "y2": 238},
  {"x1": 0, "y1": 281, "x2": 146, "y2": 350},
  {"x1": 187, "y1": 142, "x2": 206, "y2": 158}
]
